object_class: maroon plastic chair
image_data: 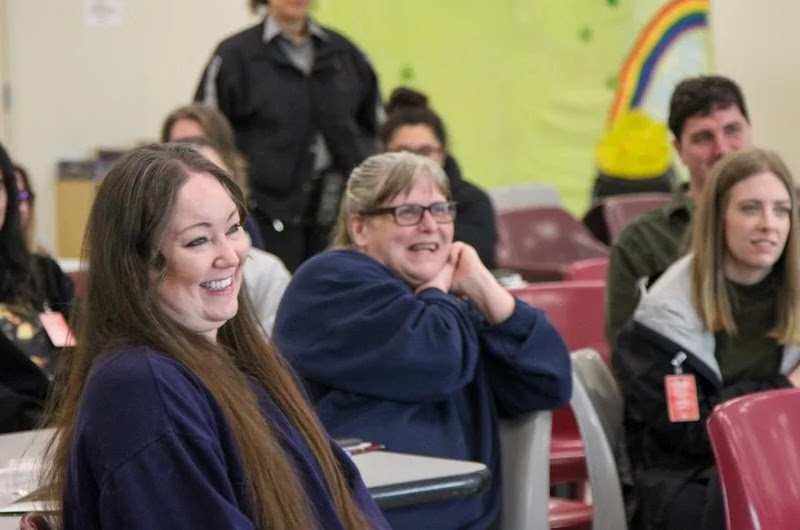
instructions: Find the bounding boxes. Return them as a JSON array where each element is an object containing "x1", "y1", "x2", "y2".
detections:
[
  {"x1": 496, "y1": 207, "x2": 609, "y2": 282},
  {"x1": 707, "y1": 388, "x2": 800, "y2": 530},
  {"x1": 549, "y1": 498, "x2": 593, "y2": 529},
  {"x1": 549, "y1": 406, "x2": 587, "y2": 485},
  {"x1": 582, "y1": 193, "x2": 670, "y2": 245},
  {"x1": 603, "y1": 192, "x2": 671, "y2": 242},
  {"x1": 563, "y1": 258, "x2": 609, "y2": 282},
  {"x1": 509, "y1": 282, "x2": 609, "y2": 363},
  {"x1": 510, "y1": 281, "x2": 610, "y2": 492}
]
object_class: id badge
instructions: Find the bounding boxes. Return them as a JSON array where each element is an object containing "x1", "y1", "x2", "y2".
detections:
[
  {"x1": 39, "y1": 312, "x2": 77, "y2": 347},
  {"x1": 665, "y1": 374, "x2": 700, "y2": 422}
]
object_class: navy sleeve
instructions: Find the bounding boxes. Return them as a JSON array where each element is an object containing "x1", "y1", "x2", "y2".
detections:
[
  {"x1": 273, "y1": 252, "x2": 481, "y2": 402},
  {"x1": 480, "y1": 300, "x2": 572, "y2": 417},
  {"x1": 97, "y1": 433, "x2": 255, "y2": 530}
]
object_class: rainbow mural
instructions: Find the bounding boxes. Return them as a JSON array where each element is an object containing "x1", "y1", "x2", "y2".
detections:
[{"x1": 607, "y1": 0, "x2": 709, "y2": 126}]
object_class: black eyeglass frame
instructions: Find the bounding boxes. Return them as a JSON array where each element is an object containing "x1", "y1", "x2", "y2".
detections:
[{"x1": 360, "y1": 201, "x2": 458, "y2": 226}]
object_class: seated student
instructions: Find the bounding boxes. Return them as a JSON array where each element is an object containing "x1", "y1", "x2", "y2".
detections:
[
  {"x1": 381, "y1": 87, "x2": 498, "y2": 268},
  {"x1": 615, "y1": 147, "x2": 800, "y2": 530},
  {"x1": 172, "y1": 136, "x2": 291, "y2": 333},
  {"x1": 0, "y1": 141, "x2": 73, "y2": 434},
  {"x1": 14, "y1": 164, "x2": 59, "y2": 259},
  {"x1": 39, "y1": 144, "x2": 389, "y2": 529},
  {"x1": 161, "y1": 103, "x2": 266, "y2": 249},
  {"x1": 273, "y1": 152, "x2": 572, "y2": 529}
]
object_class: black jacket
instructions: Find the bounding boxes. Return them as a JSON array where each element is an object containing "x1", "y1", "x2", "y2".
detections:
[
  {"x1": 614, "y1": 256, "x2": 797, "y2": 529},
  {"x1": 0, "y1": 255, "x2": 74, "y2": 433},
  {"x1": 195, "y1": 18, "x2": 381, "y2": 225},
  {"x1": 444, "y1": 156, "x2": 497, "y2": 268}
]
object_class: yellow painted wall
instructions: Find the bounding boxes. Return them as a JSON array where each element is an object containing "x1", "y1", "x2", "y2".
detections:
[{"x1": 312, "y1": 0, "x2": 705, "y2": 214}]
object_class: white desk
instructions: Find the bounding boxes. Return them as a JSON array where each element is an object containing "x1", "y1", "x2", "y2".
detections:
[
  {"x1": 352, "y1": 450, "x2": 489, "y2": 509},
  {"x1": 0, "y1": 430, "x2": 490, "y2": 526},
  {"x1": 0, "y1": 429, "x2": 54, "y2": 530}
]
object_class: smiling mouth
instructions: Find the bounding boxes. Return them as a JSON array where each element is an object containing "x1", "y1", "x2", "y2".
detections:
[
  {"x1": 201, "y1": 277, "x2": 233, "y2": 292},
  {"x1": 409, "y1": 243, "x2": 439, "y2": 252},
  {"x1": 752, "y1": 240, "x2": 776, "y2": 249}
]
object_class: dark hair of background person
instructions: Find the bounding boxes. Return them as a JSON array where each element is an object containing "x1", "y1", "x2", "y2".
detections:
[
  {"x1": 41, "y1": 144, "x2": 370, "y2": 530},
  {"x1": 13, "y1": 164, "x2": 37, "y2": 250},
  {"x1": 171, "y1": 135, "x2": 224, "y2": 161},
  {"x1": 0, "y1": 143, "x2": 45, "y2": 308},
  {"x1": 250, "y1": 0, "x2": 268, "y2": 13},
  {"x1": 160, "y1": 103, "x2": 249, "y2": 197},
  {"x1": 380, "y1": 87, "x2": 448, "y2": 148},
  {"x1": 668, "y1": 75, "x2": 749, "y2": 139}
]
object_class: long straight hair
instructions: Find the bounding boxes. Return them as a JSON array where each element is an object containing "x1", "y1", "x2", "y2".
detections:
[
  {"x1": 0, "y1": 141, "x2": 43, "y2": 308},
  {"x1": 42, "y1": 144, "x2": 369, "y2": 529},
  {"x1": 690, "y1": 147, "x2": 800, "y2": 342}
]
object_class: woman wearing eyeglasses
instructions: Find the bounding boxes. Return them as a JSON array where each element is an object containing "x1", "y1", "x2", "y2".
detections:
[
  {"x1": 12, "y1": 165, "x2": 35, "y2": 244},
  {"x1": 12, "y1": 164, "x2": 52, "y2": 258},
  {"x1": 273, "y1": 151, "x2": 571, "y2": 530},
  {"x1": 0, "y1": 142, "x2": 73, "y2": 434},
  {"x1": 381, "y1": 87, "x2": 498, "y2": 268}
]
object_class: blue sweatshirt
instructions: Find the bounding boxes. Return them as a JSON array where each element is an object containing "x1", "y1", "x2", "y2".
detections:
[
  {"x1": 273, "y1": 249, "x2": 572, "y2": 530},
  {"x1": 63, "y1": 346, "x2": 389, "y2": 529}
]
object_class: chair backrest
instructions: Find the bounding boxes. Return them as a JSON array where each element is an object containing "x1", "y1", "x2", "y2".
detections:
[
  {"x1": 571, "y1": 348, "x2": 627, "y2": 530},
  {"x1": 601, "y1": 192, "x2": 671, "y2": 243},
  {"x1": 496, "y1": 207, "x2": 609, "y2": 282},
  {"x1": 510, "y1": 281, "x2": 609, "y2": 365},
  {"x1": 489, "y1": 183, "x2": 562, "y2": 212},
  {"x1": 499, "y1": 410, "x2": 552, "y2": 530},
  {"x1": 706, "y1": 388, "x2": 800, "y2": 530},
  {"x1": 563, "y1": 257, "x2": 609, "y2": 281}
]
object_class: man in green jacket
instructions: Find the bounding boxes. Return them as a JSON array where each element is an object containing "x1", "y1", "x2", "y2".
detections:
[{"x1": 605, "y1": 75, "x2": 753, "y2": 352}]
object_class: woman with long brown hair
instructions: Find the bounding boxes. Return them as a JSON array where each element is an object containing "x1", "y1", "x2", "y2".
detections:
[{"x1": 40, "y1": 144, "x2": 387, "y2": 529}]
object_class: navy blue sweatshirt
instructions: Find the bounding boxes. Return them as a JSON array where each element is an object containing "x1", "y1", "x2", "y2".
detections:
[
  {"x1": 63, "y1": 346, "x2": 389, "y2": 529},
  {"x1": 273, "y1": 250, "x2": 571, "y2": 529}
]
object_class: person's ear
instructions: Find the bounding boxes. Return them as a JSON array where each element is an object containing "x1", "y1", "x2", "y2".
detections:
[
  {"x1": 673, "y1": 137, "x2": 687, "y2": 163},
  {"x1": 349, "y1": 214, "x2": 370, "y2": 247},
  {"x1": 20, "y1": 512, "x2": 52, "y2": 530}
]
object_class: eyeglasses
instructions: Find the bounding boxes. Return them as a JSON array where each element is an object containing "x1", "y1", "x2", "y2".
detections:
[
  {"x1": 389, "y1": 145, "x2": 443, "y2": 158},
  {"x1": 361, "y1": 201, "x2": 457, "y2": 226}
]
